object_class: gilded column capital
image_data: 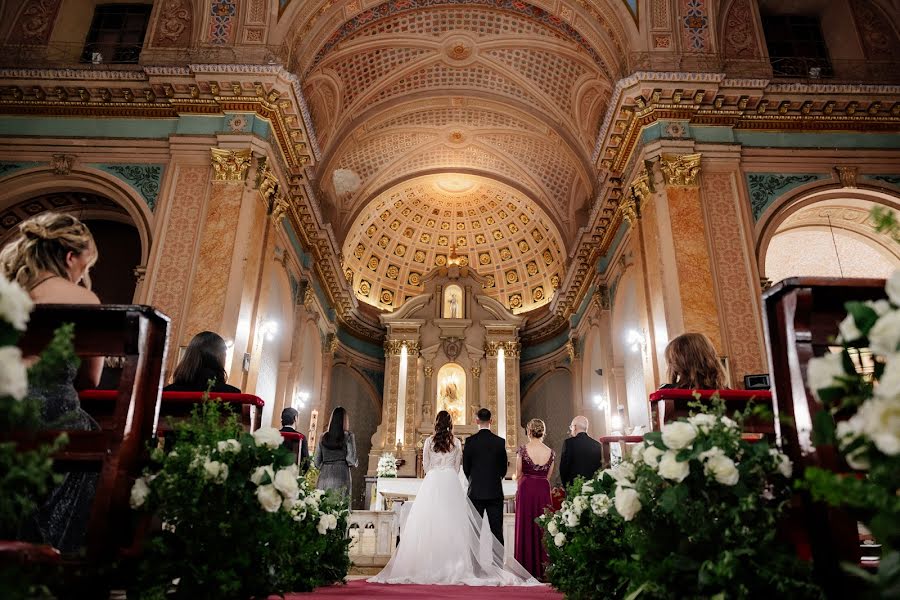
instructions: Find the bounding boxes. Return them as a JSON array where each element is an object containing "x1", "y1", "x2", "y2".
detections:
[
  {"x1": 659, "y1": 153, "x2": 702, "y2": 187},
  {"x1": 566, "y1": 337, "x2": 580, "y2": 363},
  {"x1": 210, "y1": 147, "x2": 252, "y2": 182},
  {"x1": 384, "y1": 339, "x2": 420, "y2": 356},
  {"x1": 593, "y1": 285, "x2": 611, "y2": 311},
  {"x1": 471, "y1": 366, "x2": 481, "y2": 378},
  {"x1": 424, "y1": 365, "x2": 434, "y2": 377},
  {"x1": 270, "y1": 195, "x2": 290, "y2": 224},
  {"x1": 323, "y1": 332, "x2": 338, "y2": 356}
]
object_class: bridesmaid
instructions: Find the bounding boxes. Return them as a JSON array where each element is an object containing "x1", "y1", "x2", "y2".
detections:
[
  {"x1": 514, "y1": 418, "x2": 555, "y2": 580},
  {"x1": 314, "y1": 406, "x2": 358, "y2": 499}
]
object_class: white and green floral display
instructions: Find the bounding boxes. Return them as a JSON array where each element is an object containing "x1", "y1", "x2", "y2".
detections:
[
  {"x1": 802, "y1": 271, "x2": 900, "y2": 596},
  {"x1": 540, "y1": 404, "x2": 820, "y2": 600},
  {"x1": 376, "y1": 453, "x2": 398, "y2": 478},
  {"x1": 130, "y1": 402, "x2": 350, "y2": 599}
]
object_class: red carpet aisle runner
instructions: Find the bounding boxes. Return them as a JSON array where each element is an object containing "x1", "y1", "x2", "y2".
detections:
[{"x1": 285, "y1": 579, "x2": 564, "y2": 599}]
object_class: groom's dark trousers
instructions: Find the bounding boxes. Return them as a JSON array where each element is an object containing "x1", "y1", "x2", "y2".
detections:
[{"x1": 463, "y1": 428, "x2": 509, "y2": 546}]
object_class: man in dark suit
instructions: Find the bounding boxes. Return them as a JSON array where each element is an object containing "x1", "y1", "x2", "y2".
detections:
[
  {"x1": 279, "y1": 407, "x2": 310, "y2": 473},
  {"x1": 462, "y1": 407, "x2": 509, "y2": 545},
  {"x1": 559, "y1": 415, "x2": 603, "y2": 488}
]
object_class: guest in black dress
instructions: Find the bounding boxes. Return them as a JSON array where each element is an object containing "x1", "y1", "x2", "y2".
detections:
[
  {"x1": 164, "y1": 331, "x2": 240, "y2": 394},
  {"x1": 0, "y1": 212, "x2": 103, "y2": 553}
]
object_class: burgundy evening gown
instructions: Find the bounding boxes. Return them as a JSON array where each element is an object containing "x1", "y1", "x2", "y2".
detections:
[{"x1": 514, "y1": 445, "x2": 555, "y2": 579}]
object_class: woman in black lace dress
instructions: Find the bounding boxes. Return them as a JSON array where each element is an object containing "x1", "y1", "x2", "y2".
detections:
[{"x1": 0, "y1": 212, "x2": 103, "y2": 553}]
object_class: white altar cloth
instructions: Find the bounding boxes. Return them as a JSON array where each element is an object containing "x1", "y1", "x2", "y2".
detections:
[{"x1": 373, "y1": 476, "x2": 517, "y2": 510}]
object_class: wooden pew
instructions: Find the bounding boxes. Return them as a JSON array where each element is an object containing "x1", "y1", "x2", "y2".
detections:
[
  {"x1": 649, "y1": 388, "x2": 775, "y2": 437},
  {"x1": 10, "y1": 305, "x2": 169, "y2": 576},
  {"x1": 763, "y1": 277, "x2": 886, "y2": 597}
]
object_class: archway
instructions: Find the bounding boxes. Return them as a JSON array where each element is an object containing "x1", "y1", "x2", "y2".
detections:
[
  {"x1": 521, "y1": 368, "x2": 574, "y2": 486},
  {"x1": 255, "y1": 269, "x2": 295, "y2": 428},
  {"x1": 581, "y1": 325, "x2": 609, "y2": 435},
  {"x1": 610, "y1": 271, "x2": 649, "y2": 431}
]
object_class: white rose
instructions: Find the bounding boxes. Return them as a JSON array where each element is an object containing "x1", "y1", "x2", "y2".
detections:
[
  {"x1": 838, "y1": 313, "x2": 863, "y2": 344},
  {"x1": 547, "y1": 519, "x2": 558, "y2": 535},
  {"x1": 273, "y1": 466, "x2": 300, "y2": 499},
  {"x1": 250, "y1": 464, "x2": 275, "y2": 486},
  {"x1": 216, "y1": 439, "x2": 241, "y2": 454},
  {"x1": 590, "y1": 494, "x2": 612, "y2": 517},
  {"x1": 0, "y1": 347, "x2": 28, "y2": 401},
  {"x1": 869, "y1": 311, "x2": 900, "y2": 356},
  {"x1": 661, "y1": 421, "x2": 697, "y2": 450},
  {"x1": 769, "y1": 449, "x2": 793, "y2": 478},
  {"x1": 658, "y1": 450, "x2": 690, "y2": 482},
  {"x1": 866, "y1": 299, "x2": 892, "y2": 317},
  {"x1": 253, "y1": 426, "x2": 284, "y2": 449},
  {"x1": 581, "y1": 482, "x2": 594, "y2": 494},
  {"x1": 0, "y1": 274, "x2": 33, "y2": 331},
  {"x1": 704, "y1": 454, "x2": 739, "y2": 486},
  {"x1": 317, "y1": 514, "x2": 333, "y2": 534},
  {"x1": 876, "y1": 354, "x2": 900, "y2": 401},
  {"x1": 845, "y1": 446, "x2": 870, "y2": 470},
  {"x1": 130, "y1": 477, "x2": 150, "y2": 508},
  {"x1": 699, "y1": 447, "x2": 725, "y2": 462},
  {"x1": 256, "y1": 484, "x2": 282, "y2": 512},
  {"x1": 563, "y1": 509, "x2": 578, "y2": 528},
  {"x1": 688, "y1": 413, "x2": 717, "y2": 433},
  {"x1": 642, "y1": 445, "x2": 664, "y2": 469},
  {"x1": 554, "y1": 532, "x2": 566, "y2": 547},
  {"x1": 292, "y1": 506, "x2": 308, "y2": 522},
  {"x1": 856, "y1": 397, "x2": 900, "y2": 456},
  {"x1": 631, "y1": 443, "x2": 645, "y2": 463},
  {"x1": 608, "y1": 461, "x2": 635, "y2": 484},
  {"x1": 614, "y1": 486, "x2": 641, "y2": 521},
  {"x1": 202, "y1": 460, "x2": 228, "y2": 483},
  {"x1": 806, "y1": 352, "x2": 846, "y2": 397},
  {"x1": 720, "y1": 416, "x2": 738, "y2": 429},
  {"x1": 886, "y1": 271, "x2": 900, "y2": 306}
]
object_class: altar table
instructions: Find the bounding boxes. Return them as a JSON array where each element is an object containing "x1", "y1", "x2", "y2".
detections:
[{"x1": 372, "y1": 477, "x2": 518, "y2": 510}]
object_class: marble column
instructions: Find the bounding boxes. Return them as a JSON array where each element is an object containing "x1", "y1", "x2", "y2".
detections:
[
  {"x1": 484, "y1": 343, "x2": 500, "y2": 435},
  {"x1": 502, "y1": 341, "x2": 521, "y2": 451},
  {"x1": 470, "y1": 365, "x2": 481, "y2": 411}
]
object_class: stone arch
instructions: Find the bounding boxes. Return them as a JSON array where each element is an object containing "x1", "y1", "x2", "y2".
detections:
[
  {"x1": 756, "y1": 185, "x2": 900, "y2": 282},
  {"x1": 610, "y1": 269, "x2": 649, "y2": 431},
  {"x1": 580, "y1": 323, "x2": 610, "y2": 434},
  {"x1": 256, "y1": 265, "x2": 296, "y2": 427}
]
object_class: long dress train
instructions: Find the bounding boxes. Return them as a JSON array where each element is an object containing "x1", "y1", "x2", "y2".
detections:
[{"x1": 369, "y1": 436, "x2": 539, "y2": 586}]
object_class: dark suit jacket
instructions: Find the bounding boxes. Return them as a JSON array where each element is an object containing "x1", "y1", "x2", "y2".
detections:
[
  {"x1": 560, "y1": 432, "x2": 603, "y2": 488},
  {"x1": 462, "y1": 428, "x2": 508, "y2": 500},
  {"x1": 279, "y1": 426, "x2": 310, "y2": 473}
]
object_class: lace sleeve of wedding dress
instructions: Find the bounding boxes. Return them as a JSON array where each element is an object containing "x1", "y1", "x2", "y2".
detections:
[
  {"x1": 453, "y1": 437, "x2": 462, "y2": 472},
  {"x1": 423, "y1": 436, "x2": 433, "y2": 472}
]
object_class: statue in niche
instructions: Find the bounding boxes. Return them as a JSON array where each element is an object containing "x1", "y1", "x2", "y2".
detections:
[
  {"x1": 436, "y1": 364, "x2": 466, "y2": 424},
  {"x1": 443, "y1": 284, "x2": 463, "y2": 319}
]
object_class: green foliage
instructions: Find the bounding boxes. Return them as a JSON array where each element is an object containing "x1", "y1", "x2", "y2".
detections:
[
  {"x1": 131, "y1": 402, "x2": 350, "y2": 600},
  {"x1": 871, "y1": 206, "x2": 900, "y2": 243}
]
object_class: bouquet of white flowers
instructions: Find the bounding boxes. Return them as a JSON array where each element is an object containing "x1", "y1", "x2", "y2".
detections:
[
  {"x1": 377, "y1": 453, "x2": 398, "y2": 478},
  {"x1": 802, "y1": 271, "x2": 900, "y2": 595}
]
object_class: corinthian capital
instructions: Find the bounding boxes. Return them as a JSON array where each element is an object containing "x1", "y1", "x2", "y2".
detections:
[
  {"x1": 210, "y1": 147, "x2": 252, "y2": 182},
  {"x1": 659, "y1": 153, "x2": 702, "y2": 187}
]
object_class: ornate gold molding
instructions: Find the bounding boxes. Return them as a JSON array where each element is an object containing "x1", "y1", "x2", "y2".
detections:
[
  {"x1": 210, "y1": 147, "x2": 252, "y2": 182},
  {"x1": 424, "y1": 365, "x2": 434, "y2": 377},
  {"x1": 566, "y1": 337, "x2": 580, "y2": 362},
  {"x1": 834, "y1": 165, "x2": 858, "y2": 188},
  {"x1": 471, "y1": 366, "x2": 481, "y2": 378},
  {"x1": 484, "y1": 340, "x2": 521, "y2": 358},
  {"x1": 659, "y1": 153, "x2": 702, "y2": 187},
  {"x1": 384, "y1": 339, "x2": 421, "y2": 357},
  {"x1": 270, "y1": 195, "x2": 290, "y2": 224},
  {"x1": 593, "y1": 285, "x2": 610, "y2": 311}
]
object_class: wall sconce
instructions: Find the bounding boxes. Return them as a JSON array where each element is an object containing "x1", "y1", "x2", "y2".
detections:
[
  {"x1": 294, "y1": 390, "x2": 310, "y2": 409},
  {"x1": 627, "y1": 329, "x2": 644, "y2": 353},
  {"x1": 258, "y1": 319, "x2": 279, "y2": 341}
]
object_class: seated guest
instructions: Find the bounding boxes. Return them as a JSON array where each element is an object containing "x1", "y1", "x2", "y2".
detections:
[
  {"x1": 0, "y1": 212, "x2": 102, "y2": 553},
  {"x1": 663, "y1": 332, "x2": 726, "y2": 390},
  {"x1": 559, "y1": 415, "x2": 603, "y2": 488},
  {"x1": 280, "y1": 407, "x2": 309, "y2": 472},
  {"x1": 164, "y1": 331, "x2": 240, "y2": 393}
]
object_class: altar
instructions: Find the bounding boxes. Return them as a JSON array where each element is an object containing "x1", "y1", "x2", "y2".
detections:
[{"x1": 372, "y1": 476, "x2": 518, "y2": 510}]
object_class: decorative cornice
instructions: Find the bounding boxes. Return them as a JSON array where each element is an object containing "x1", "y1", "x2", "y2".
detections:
[
  {"x1": 210, "y1": 147, "x2": 251, "y2": 182},
  {"x1": 659, "y1": 153, "x2": 702, "y2": 187}
]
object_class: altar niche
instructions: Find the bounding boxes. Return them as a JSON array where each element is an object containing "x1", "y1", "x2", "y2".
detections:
[
  {"x1": 436, "y1": 362, "x2": 466, "y2": 424},
  {"x1": 443, "y1": 284, "x2": 463, "y2": 319}
]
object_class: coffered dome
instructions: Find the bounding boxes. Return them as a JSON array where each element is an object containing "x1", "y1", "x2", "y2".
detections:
[{"x1": 342, "y1": 175, "x2": 565, "y2": 313}]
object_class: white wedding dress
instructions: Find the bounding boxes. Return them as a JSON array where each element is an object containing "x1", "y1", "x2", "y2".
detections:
[{"x1": 369, "y1": 436, "x2": 540, "y2": 586}]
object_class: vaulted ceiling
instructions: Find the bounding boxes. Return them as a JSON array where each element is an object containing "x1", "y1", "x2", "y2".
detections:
[{"x1": 282, "y1": 0, "x2": 635, "y2": 313}]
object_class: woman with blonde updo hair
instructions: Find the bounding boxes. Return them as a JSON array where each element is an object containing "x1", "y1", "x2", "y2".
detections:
[
  {"x1": 1, "y1": 212, "x2": 102, "y2": 552},
  {"x1": 515, "y1": 417, "x2": 555, "y2": 578},
  {"x1": 664, "y1": 332, "x2": 727, "y2": 390}
]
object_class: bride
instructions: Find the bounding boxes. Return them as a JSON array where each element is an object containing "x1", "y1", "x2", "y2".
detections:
[{"x1": 369, "y1": 411, "x2": 540, "y2": 586}]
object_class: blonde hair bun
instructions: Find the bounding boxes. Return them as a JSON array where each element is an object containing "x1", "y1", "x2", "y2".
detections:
[
  {"x1": 20, "y1": 220, "x2": 52, "y2": 240},
  {"x1": 526, "y1": 418, "x2": 545, "y2": 438}
]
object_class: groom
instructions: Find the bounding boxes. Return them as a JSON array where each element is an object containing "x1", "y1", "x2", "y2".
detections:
[{"x1": 463, "y1": 408, "x2": 508, "y2": 545}]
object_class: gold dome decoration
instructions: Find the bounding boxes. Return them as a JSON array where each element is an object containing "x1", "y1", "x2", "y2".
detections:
[
  {"x1": 342, "y1": 175, "x2": 565, "y2": 311},
  {"x1": 354, "y1": 243, "x2": 365, "y2": 258},
  {"x1": 509, "y1": 294, "x2": 522, "y2": 308},
  {"x1": 344, "y1": 268, "x2": 353, "y2": 282},
  {"x1": 381, "y1": 289, "x2": 394, "y2": 304},
  {"x1": 368, "y1": 256, "x2": 379, "y2": 270},
  {"x1": 550, "y1": 274, "x2": 560, "y2": 288},
  {"x1": 533, "y1": 287, "x2": 544, "y2": 302},
  {"x1": 359, "y1": 280, "x2": 371, "y2": 295},
  {"x1": 486, "y1": 216, "x2": 495, "y2": 225},
  {"x1": 532, "y1": 228, "x2": 543, "y2": 242}
]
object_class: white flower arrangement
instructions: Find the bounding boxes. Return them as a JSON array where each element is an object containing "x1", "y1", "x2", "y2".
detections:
[
  {"x1": 0, "y1": 274, "x2": 32, "y2": 401},
  {"x1": 252, "y1": 426, "x2": 284, "y2": 449},
  {"x1": 0, "y1": 273, "x2": 33, "y2": 332},
  {"x1": 376, "y1": 453, "x2": 398, "y2": 477}
]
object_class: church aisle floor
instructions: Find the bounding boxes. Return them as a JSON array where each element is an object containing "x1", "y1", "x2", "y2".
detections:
[{"x1": 285, "y1": 577, "x2": 564, "y2": 599}]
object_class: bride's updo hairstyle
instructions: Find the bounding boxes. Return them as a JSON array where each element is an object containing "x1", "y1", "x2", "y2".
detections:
[
  {"x1": 0, "y1": 212, "x2": 97, "y2": 291},
  {"x1": 432, "y1": 410, "x2": 455, "y2": 453},
  {"x1": 526, "y1": 418, "x2": 545, "y2": 439}
]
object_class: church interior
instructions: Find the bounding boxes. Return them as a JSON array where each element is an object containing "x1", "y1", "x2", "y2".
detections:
[{"x1": 0, "y1": 0, "x2": 898, "y2": 597}]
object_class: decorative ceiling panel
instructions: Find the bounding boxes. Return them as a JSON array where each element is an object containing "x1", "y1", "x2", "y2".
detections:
[
  {"x1": 326, "y1": 47, "x2": 436, "y2": 108},
  {"x1": 367, "y1": 105, "x2": 540, "y2": 133},
  {"x1": 333, "y1": 131, "x2": 439, "y2": 184},
  {"x1": 342, "y1": 175, "x2": 565, "y2": 313}
]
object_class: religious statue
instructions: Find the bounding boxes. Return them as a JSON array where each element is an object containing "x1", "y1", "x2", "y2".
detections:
[
  {"x1": 449, "y1": 293, "x2": 459, "y2": 318},
  {"x1": 437, "y1": 377, "x2": 464, "y2": 424}
]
